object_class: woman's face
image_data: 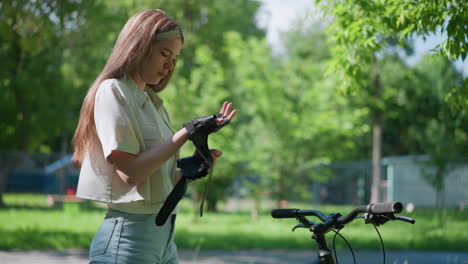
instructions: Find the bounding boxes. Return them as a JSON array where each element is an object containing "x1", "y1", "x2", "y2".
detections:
[{"x1": 139, "y1": 37, "x2": 183, "y2": 85}]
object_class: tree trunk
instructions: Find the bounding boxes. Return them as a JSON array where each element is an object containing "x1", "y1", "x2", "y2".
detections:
[
  {"x1": 0, "y1": 159, "x2": 6, "y2": 208},
  {"x1": 370, "y1": 117, "x2": 382, "y2": 203},
  {"x1": 0, "y1": 153, "x2": 22, "y2": 208},
  {"x1": 277, "y1": 168, "x2": 287, "y2": 207},
  {"x1": 206, "y1": 192, "x2": 218, "y2": 212},
  {"x1": 9, "y1": 11, "x2": 29, "y2": 151},
  {"x1": 0, "y1": 12, "x2": 23, "y2": 206},
  {"x1": 370, "y1": 55, "x2": 383, "y2": 203},
  {"x1": 0, "y1": 154, "x2": 7, "y2": 208}
]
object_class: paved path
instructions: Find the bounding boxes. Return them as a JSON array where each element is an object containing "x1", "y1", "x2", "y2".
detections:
[{"x1": 1, "y1": 249, "x2": 468, "y2": 264}]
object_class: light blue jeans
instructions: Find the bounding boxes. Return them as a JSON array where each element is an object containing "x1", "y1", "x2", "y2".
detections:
[{"x1": 89, "y1": 208, "x2": 178, "y2": 264}]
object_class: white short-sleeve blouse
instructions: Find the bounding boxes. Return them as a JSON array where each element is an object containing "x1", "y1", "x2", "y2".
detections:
[{"x1": 76, "y1": 77, "x2": 178, "y2": 214}]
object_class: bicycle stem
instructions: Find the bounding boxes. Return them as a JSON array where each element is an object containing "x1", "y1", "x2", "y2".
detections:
[
  {"x1": 308, "y1": 214, "x2": 342, "y2": 264},
  {"x1": 312, "y1": 233, "x2": 335, "y2": 264}
]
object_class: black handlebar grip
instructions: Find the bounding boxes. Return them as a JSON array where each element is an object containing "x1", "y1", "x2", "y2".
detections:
[
  {"x1": 368, "y1": 202, "x2": 403, "y2": 214},
  {"x1": 271, "y1": 209, "x2": 298, "y2": 218}
]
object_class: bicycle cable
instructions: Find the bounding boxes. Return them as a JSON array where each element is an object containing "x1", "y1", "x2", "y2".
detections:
[
  {"x1": 332, "y1": 229, "x2": 356, "y2": 264},
  {"x1": 373, "y1": 224, "x2": 386, "y2": 264}
]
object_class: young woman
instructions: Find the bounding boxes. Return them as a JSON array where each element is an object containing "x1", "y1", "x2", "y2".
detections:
[{"x1": 72, "y1": 9, "x2": 236, "y2": 264}]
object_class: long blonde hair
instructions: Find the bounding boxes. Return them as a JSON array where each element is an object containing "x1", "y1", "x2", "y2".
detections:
[{"x1": 72, "y1": 9, "x2": 183, "y2": 164}]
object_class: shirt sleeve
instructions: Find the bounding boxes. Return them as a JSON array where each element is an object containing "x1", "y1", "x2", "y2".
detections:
[{"x1": 94, "y1": 80, "x2": 140, "y2": 160}]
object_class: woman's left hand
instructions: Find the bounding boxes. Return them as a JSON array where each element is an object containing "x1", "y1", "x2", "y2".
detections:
[
  {"x1": 174, "y1": 149, "x2": 223, "y2": 183},
  {"x1": 194, "y1": 149, "x2": 222, "y2": 170},
  {"x1": 209, "y1": 149, "x2": 222, "y2": 168}
]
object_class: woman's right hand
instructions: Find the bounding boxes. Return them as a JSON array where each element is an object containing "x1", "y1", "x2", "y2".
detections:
[
  {"x1": 184, "y1": 101, "x2": 237, "y2": 136},
  {"x1": 216, "y1": 101, "x2": 237, "y2": 125}
]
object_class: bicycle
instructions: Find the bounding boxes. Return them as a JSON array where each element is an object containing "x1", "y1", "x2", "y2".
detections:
[{"x1": 271, "y1": 202, "x2": 416, "y2": 264}]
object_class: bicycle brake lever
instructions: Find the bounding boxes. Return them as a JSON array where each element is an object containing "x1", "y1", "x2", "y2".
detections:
[
  {"x1": 292, "y1": 224, "x2": 306, "y2": 231},
  {"x1": 394, "y1": 215, "x2": 416, "y2": 224},
  {"x1": 364, "y1": 213, "x2": 394, "y2": 226}
]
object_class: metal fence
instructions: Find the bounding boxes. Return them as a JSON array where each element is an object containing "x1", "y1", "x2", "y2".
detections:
[
  {"x1": 311, "y1": 160, "x2": 375, "y2": 205},
  {"x1": 383, "y1": 155, "x2": 468, "y2": 208},
  {"x1": 313, "y1": 155, "x2": 468, "y2": 208},
  {"x1": 0, "y1": 152, "x2": 79, "y2": 195}
]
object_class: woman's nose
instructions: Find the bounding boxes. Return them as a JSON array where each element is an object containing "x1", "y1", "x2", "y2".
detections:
[{"x1": 164, "y1": 61, "x2": 173, "y2": 70}]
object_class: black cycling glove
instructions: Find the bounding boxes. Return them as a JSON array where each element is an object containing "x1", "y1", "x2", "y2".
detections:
[
  {"x1": 183, "y1": 113, "x2": 230, "y2": 137},
  {"x1": 177, "y1": 154, "x2": 210, "y2": 180},
  {"x1": 156, "y1": 113, "x2": 230, "y2": 226},
  {"x1": 155, "y1": 153, "x2": 210, "y2": 226},
  {"x1": 183, "y1": 114, "x2": 229, "y2": 163}
]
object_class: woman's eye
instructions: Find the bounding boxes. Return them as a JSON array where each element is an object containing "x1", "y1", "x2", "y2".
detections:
[{"x1": 161, "y1": 52, "x2": 168, "y2": 57}]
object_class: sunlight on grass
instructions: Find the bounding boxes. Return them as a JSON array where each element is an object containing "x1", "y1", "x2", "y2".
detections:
[{"x1": 1, "y1": 193, "x2": 467, "y2": 250}]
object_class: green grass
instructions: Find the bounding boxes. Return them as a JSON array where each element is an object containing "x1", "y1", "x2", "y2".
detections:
[{"x1": 1, "y1": 193, "x2": 467, "y2": 250}]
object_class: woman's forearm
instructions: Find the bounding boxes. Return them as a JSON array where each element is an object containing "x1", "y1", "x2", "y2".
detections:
[{"x1": 112, "y1": 127, "x2": 189, "y2": 186}]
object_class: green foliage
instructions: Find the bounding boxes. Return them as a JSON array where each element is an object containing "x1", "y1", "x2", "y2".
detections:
[
  {"x1": 0, "y1": 0, "x2": 263, "y2": 153},
  {"x1": 219, "y1": 29, "x2": 369, "y2": 202},
  {"x1": 446, "y1": 79, "x2": 468, "y2": 114},
  {"x1": 378, "y1": 54, "x2": 468, "y2": 203},
  {"x1": 316, "y1": 0, "x2": 467, "y2": 104},
  {"x1": 1, "y1": 1, "x2": 70, "y2": 151},
  {"x1": 0, "y1": 0, "x2": 265, "y2": 209},
  {"x1": 378, "y1": 55, "x2": 467, "y2": 155},
  {"x1": 315, "y1": 0, "x2": 468, "y2": 202},
  {"x1": 0, "y1": 0, "x2": 129, "y2": 152},
  {"x1": 390, "y1": 0, "x2": 467, "y2": 61}
]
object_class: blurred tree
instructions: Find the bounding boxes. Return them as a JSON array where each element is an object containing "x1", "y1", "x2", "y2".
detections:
[
  {"x1": 316, "y1": 0, "x2": 467, "y2": 91},
  {"x1": 0, "y1": 0, "x2": 264, "y2": 152},
  {"x1": 0, "y1": 0, "x2": 265, "y2": 209},
  {"x1": 1, "y1": 0, "x2": 79, "y2": 152},
  {"x1": 222, "y1": 24, "x2": 369, "y2": 207},
  {"x1": 2, "y1": 0, "x2": 464, "y2": 211},
  {"x1": 316, "y1": 0, "x2": 468, "y2": 203},
  {"x1": 373, "y1": 52, "x2": 467, "y2": 206},
  {"x1": 0, "y1": 0, "x2": 111, "y2": 206},
  {"x1": 414, "y1": 56, "x2": 467, "y2": 207},
  {"x1": 380, "y1": 55, "x2": 466, "y2": 155}
]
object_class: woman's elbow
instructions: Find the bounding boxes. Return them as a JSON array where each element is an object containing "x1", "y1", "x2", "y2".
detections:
[
  {"x1": 123, "y1": 177, "x2": 139, "y2": 187},
  {"x1": 117, "y1": 171, "x2": 141, "y2": 186},
  {"x1": 109, "y1": 151, "x2": 143, "y2": 186}
]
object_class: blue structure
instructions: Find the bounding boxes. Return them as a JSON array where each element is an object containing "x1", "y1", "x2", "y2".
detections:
[
  {"x1": 44, "y1": 154, "x2": 73, "y2": 174},
  {"x1": 7, "y1": 154, "x2": 78, "y2": 194}
]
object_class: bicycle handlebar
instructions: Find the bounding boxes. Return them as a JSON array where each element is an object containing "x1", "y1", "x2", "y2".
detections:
[
  {"x1": 368, "y1": 202, "x2": 403, "y2": 214},
  {"x1": 271, "y1": 202, "x2": 414, "y2": 264},
  {"x1": 272, "y1": 202, "x2": 403, "y2": 224},
  {"x1": 271, "y1": 208, "x2": 328, "y2": 221}
]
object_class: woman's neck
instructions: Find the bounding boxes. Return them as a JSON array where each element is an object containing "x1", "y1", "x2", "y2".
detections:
[{"x1": 130, "y1": 73, "x2": 146, "y2": 91}]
